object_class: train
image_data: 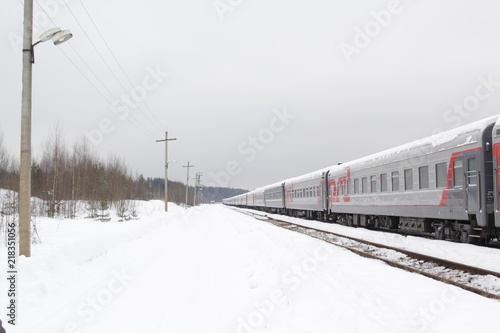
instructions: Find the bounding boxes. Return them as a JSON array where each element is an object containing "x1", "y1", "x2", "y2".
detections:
[{"x1": 223, "y1": 115, "x2": 500, "y2": 244}]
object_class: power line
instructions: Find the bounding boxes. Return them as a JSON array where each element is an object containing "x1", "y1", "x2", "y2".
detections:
[
  {"x1": 61, "y1": 0, "x2": 164, "y2": 135},
  {"x1": 61, "y1": 1, "x2": 192, "y2": 164},
  {"x1": 23, "y1": 0, "x2": 160, "y2": 140},
  {"x1": 77, "y1": 0, "x2": 166, "y2": 133}
]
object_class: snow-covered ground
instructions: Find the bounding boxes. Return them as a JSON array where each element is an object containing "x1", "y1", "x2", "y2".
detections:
[
  {"x1": 235, "y1": 208, "x2": 500, "y2": 273},
  {"x1": 2, "y1": 202, "x2": 500, "y2": 333}
]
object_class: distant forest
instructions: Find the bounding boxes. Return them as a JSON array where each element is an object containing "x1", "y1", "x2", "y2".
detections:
[
  {"x1": 147, "y1": 178, "x2": 247, "y2": 204},
  {"x1": 0, "y1": 128, "x2": 246, "y2": 218}
]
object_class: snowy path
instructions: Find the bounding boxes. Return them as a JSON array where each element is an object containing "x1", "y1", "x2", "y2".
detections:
[{"x1": 2, "y1": 203, "x2": 500, "y2": 332}]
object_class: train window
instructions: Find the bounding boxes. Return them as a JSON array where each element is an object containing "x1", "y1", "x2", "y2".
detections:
[
  {"x1": 419, "y1": 166, "x2": 429, "y2": 189},
  {"x1": 354, "y1": 179, "x2": 359, "y2": 194},
  {"x1": 467, "y1": 158, "x2": 477, "y2": 185},
  {"x1": 338, "y1": 181, "x2": 343, "y2": 195},
  {"x1": 454, "y1": 160, "x2": 464, "y2": 187},
  {"x1": 347, "y1": 179, "x2": 352, "y2": 194},
  {"x1": 391, "y1": 171, "x2": 399, "y2": 191},
  {"x1": 362, "y1": 177, "x2": 367, "y2": 193},
  {"x1": 370, "y1": 175, "x2": 377, "y2": 193},
  {"x1": 436, "y1": 163, "x2": 447, "y2": 188},
  {"x1": 380, "y1": 173, "x2": 387, "y2": 192},
  {"x1": 404, "y1": 169, "x2": 413, "y2": 191}
]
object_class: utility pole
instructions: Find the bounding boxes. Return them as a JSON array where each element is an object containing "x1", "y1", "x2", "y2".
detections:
[
  {"x1": 19, "y1": 5, "x2": 72, "y2": 258},
  {"x1": 19, "y1": 0, "x2": 34, "y2": 257},
  {"x1": 183, "y1": 161, "x2": 194, "y2": 209},
  {"x1": 156, "y1": 132, "x2": 177, "y2": 212},
  {"x1": 194, "y1": 172, "x2": 202, "y2": 206},
  {"x1": 193, "y1": 175, "x2": 197, "y2": 206}
]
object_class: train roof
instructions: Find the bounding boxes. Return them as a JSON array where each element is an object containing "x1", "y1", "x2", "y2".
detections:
[
  {"x1": 327, "y1": 115, "x2": 500, "y2": 173},
  {"x1": 283, "y1": 166, "x2": 330, "y2": 185}
]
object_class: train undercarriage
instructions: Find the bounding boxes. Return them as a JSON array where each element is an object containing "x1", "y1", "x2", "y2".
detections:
[{"x1": 250, "y1": 206, "x2": 500, "y2": 245}]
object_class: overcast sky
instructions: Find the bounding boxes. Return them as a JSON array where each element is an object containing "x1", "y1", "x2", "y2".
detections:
[{"x1": 1, "y1": 0, "x2": 500, "y2": 190}]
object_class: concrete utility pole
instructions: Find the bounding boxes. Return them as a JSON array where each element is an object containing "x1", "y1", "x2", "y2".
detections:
[
  {"x1": 197, "y1": 174, "x2": 203, "y2": 204},
  {"x1": 193, "y1": 172, "x2": 202, "y2": 206},
  {"x1": 19, "y1": 0, "x2": 34, "y2": 257},
  {"x1": 19, "y1": 3, "x2": 73, "y2": 258},
  {"x1": 183, "y1": 162, "x2": 194, "y2": 209},
  {"x1": 156, "y1": 132, "x2": 177, "y2": 212}
]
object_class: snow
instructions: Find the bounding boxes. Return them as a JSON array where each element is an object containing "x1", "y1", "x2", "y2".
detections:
[
  {"x1": 244, "y1": 208, "x2": 500, "y2": 273},
  {"x1": 2, "y1": 202, "x2": 500, "y2": 333}
]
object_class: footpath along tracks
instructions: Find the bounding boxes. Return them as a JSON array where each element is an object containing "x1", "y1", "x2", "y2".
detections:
[{"x1": 233, "y1": 208, "x2": 500, "y2": 300}]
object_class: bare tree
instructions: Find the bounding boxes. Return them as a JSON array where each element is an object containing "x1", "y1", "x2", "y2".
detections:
[{"x1": 39, "y1": 125, "x2": 68, "y2": 217}]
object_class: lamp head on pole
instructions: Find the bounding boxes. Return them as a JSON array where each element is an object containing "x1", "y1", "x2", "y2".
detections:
[
  {"x1": 52, "y1": 30, "x2": 73, "y2": 45},
  {"x1": 30, "y1": 27, "x2": 73, "y2": 63},
  {"x1": 37, "y1": 27, "x2": 73, "y2": 46}
]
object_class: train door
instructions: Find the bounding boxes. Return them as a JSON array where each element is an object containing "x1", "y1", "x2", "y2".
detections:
[
  {"x1": 464, "y1": 151, "x2": 480, "y2": 216},
  {"x1": 493, "y1": 123, "x2": 500, "y2": 227},
  {"x1": 495, "y1": 143, "x2": 500, "y2": 226},
  {"x1": 321, "y1": 171, "x2": 329, "y2": 212}
]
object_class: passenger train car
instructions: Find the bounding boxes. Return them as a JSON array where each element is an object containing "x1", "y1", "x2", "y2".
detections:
[{"x1": 223, "y1": 115, "x2": 500, "y2": 244}]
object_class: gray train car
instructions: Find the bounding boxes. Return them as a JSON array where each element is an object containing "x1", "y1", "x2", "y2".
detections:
[
  {"x1": 253, "y1": 187, "x2": 266, "y2": 209},
  {"x1": 264, "y1": 182, "x2": 285, "y2": 213},
  {"x1": 326, "y1": 116, "x2": 499, "y2": 243},
  {"x1": 246, "y1": 189, "x2": 256, "y2": 207},
  {"x1": 284, "y1": 168, "x2": 329, "y2": 219}
]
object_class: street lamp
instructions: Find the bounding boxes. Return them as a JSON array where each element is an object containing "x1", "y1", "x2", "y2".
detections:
[
  {"x1": 29, "y1": 27, "x2": 73, "y2": 63},
  {"x1": 20, "y1": 5, "x2": 73, "y2": 257}
]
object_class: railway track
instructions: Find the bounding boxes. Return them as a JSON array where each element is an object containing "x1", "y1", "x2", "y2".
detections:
[{"x1": 234, "y1": 208, "x2": 500, "y2": 301}]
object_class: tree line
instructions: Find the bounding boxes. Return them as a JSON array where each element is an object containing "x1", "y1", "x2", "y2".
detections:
[{"x1": 0, "y1": 128, "x2": 246, "y2": 219}]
